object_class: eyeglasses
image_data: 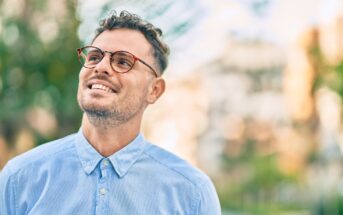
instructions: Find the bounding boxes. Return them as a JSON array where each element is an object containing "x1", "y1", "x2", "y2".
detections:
[{"x1": 77, "y1": 46, "x2": 159, "y2": 77}]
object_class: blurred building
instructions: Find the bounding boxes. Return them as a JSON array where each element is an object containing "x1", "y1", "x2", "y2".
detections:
[{"x1": 142, "y1": 2, "x2": 343, "y2": 211}]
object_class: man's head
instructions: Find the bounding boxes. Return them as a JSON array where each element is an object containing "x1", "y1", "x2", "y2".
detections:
[
  {"x1": 93, "y1": 11, "x2": 169, "y2": 75},
  {"x1": 77, "y1": 11, "x2": 169, "y2": 128}
]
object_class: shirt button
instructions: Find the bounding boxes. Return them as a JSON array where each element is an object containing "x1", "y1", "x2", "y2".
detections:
[
  {"x1": 100, "y1": 188, "x2": 107, "y2": 195},
  {"x1": 103, "y1": 160, "x2": 109, "y2": 166}
]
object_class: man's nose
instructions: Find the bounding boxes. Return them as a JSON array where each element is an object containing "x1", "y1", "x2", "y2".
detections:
[{"x1": 94, "y1": 53, "x2": 115, "y2": 75}]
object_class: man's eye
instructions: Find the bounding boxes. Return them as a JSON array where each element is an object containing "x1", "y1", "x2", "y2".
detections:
[
  {"x1": 87, "y1": 54, "x2": 102, "y2": 62},
  {"x1": 116, "y1": 58, "x2": 133, "y2": 68}
]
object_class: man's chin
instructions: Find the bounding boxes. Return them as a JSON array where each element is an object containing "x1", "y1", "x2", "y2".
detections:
[
  {"x1": 79, "y1": 102, "x2": 111, "y2": 118},
  {"x1": 84, "y1": 107, "x2": 111, "y2": 118},
  {"x1": 79, "y1": 98, "x2": 109, "y2": 114}
]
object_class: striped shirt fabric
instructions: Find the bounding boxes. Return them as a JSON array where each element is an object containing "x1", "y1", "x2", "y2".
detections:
[{"x1": 0, "y1": 129, "x2": 221, "y2": 215}]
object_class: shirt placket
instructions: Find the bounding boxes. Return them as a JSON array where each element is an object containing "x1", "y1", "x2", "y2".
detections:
[{"x1": 95, "y1": 158, "x2": 110, "y2": 214}]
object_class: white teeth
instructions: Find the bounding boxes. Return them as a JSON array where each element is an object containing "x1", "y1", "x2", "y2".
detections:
[{"x1": 91, "y1": 84, "x2": 113, "y2": 93}]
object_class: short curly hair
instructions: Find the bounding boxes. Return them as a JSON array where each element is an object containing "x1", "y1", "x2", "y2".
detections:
[{"x1": 92, "y1": 11, "x2": 170, "y2": 75}]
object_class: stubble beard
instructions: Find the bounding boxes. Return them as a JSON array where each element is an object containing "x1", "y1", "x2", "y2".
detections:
[{"x1": 78, "y1": 94, "x2": 147, "y2": 129}]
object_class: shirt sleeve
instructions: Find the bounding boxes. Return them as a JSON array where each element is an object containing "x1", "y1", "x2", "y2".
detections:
[
  {"x1": 0, "y1": 163, "x2": 16, "y2": 215},
  {"x1": 195, "y1": 178, "x2": 221, "y2": 215}
]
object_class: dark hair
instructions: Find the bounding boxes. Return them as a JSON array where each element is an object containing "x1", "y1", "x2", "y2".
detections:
[{"x1": 92, "y1": 10, "x2": 170, "y2": 74}]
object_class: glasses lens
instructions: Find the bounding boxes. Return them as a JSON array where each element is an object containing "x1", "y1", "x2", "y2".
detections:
[
  {"x1": 111, "y1": 51, "x2": 135, "y2": 73},
  {"x1": 79, "y1": 47, "x2": 103, "y2": 68}
]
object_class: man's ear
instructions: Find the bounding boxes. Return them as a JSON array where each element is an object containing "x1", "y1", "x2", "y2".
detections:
[{"x1": 147, "y1": 78, "x2": 165, "y2": 104}]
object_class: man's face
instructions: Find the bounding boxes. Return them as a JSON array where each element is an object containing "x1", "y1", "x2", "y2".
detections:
[{"x1": 77, "y1": 29, "x2": 161, "y2": 127}]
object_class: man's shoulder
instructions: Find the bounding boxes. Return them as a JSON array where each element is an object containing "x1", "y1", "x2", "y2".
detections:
[
  {"x1": 143, "y1": 143, "x2": 211, "y2": 188},
  {"x1": 4, "y1": 133, "x2": 77, "y2": 175}
]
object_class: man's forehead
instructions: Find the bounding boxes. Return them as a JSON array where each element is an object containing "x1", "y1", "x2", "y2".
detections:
[{"x1": 92, "y1": 29, "x2": 152, "y2": 57}]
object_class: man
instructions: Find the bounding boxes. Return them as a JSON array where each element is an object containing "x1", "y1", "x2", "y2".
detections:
[{"x1": 0, "y1": 11, "x2": 221, "y2": 214}]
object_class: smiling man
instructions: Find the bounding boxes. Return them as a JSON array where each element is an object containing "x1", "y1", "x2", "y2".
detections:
[{"x1": 0, "y1": 11, "x2": 221, "y2": 214}]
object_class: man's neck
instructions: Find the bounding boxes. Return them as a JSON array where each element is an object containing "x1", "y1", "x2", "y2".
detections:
[{"x1": 81, "y1": 114, "x2": 141, "y2": 157}]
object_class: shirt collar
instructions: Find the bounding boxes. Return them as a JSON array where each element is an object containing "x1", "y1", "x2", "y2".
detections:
[{"x1": 74, "y1": 129, "x2": 147, "y2": 178}]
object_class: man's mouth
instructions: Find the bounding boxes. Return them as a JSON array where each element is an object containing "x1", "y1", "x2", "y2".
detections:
[{"x1": 88, "y1": 83, "x2": 115, "y2": 93}]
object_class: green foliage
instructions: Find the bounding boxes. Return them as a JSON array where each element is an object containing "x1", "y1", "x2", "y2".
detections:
[
  {"x1": 0, "y1": 0, "x2": 82, "y2": 144},
  {"x1": 312, "y1": 194, "x2": 343, "y2": 215},
  {"x1": 311, "y1": 39, "x2": 343, "y2": 99},
  {"x1": 309, "y1": 34, "x2": 343, "y2": 215},
  {"x1": 219, "y1": 138, "x2": 303, "y2": 214}
]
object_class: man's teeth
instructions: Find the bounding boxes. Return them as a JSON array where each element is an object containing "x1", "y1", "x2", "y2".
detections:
[{"x1": 91, "y1": 84, "x2": 113, "y2": 93}]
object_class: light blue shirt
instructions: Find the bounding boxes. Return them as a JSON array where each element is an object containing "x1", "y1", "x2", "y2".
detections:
[{"x1": 0, "y1": 130, "x2": 221, "y2": 214}]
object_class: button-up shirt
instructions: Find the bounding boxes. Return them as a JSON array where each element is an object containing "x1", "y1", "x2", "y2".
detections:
[{"x1": 0, "y1": 130, "x2": 221, "y2": 214}]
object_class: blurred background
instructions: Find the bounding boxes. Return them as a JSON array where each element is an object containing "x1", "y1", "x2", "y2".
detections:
[{"x1": 1, "y1": 0, "x2": 343, "y2": 214}]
